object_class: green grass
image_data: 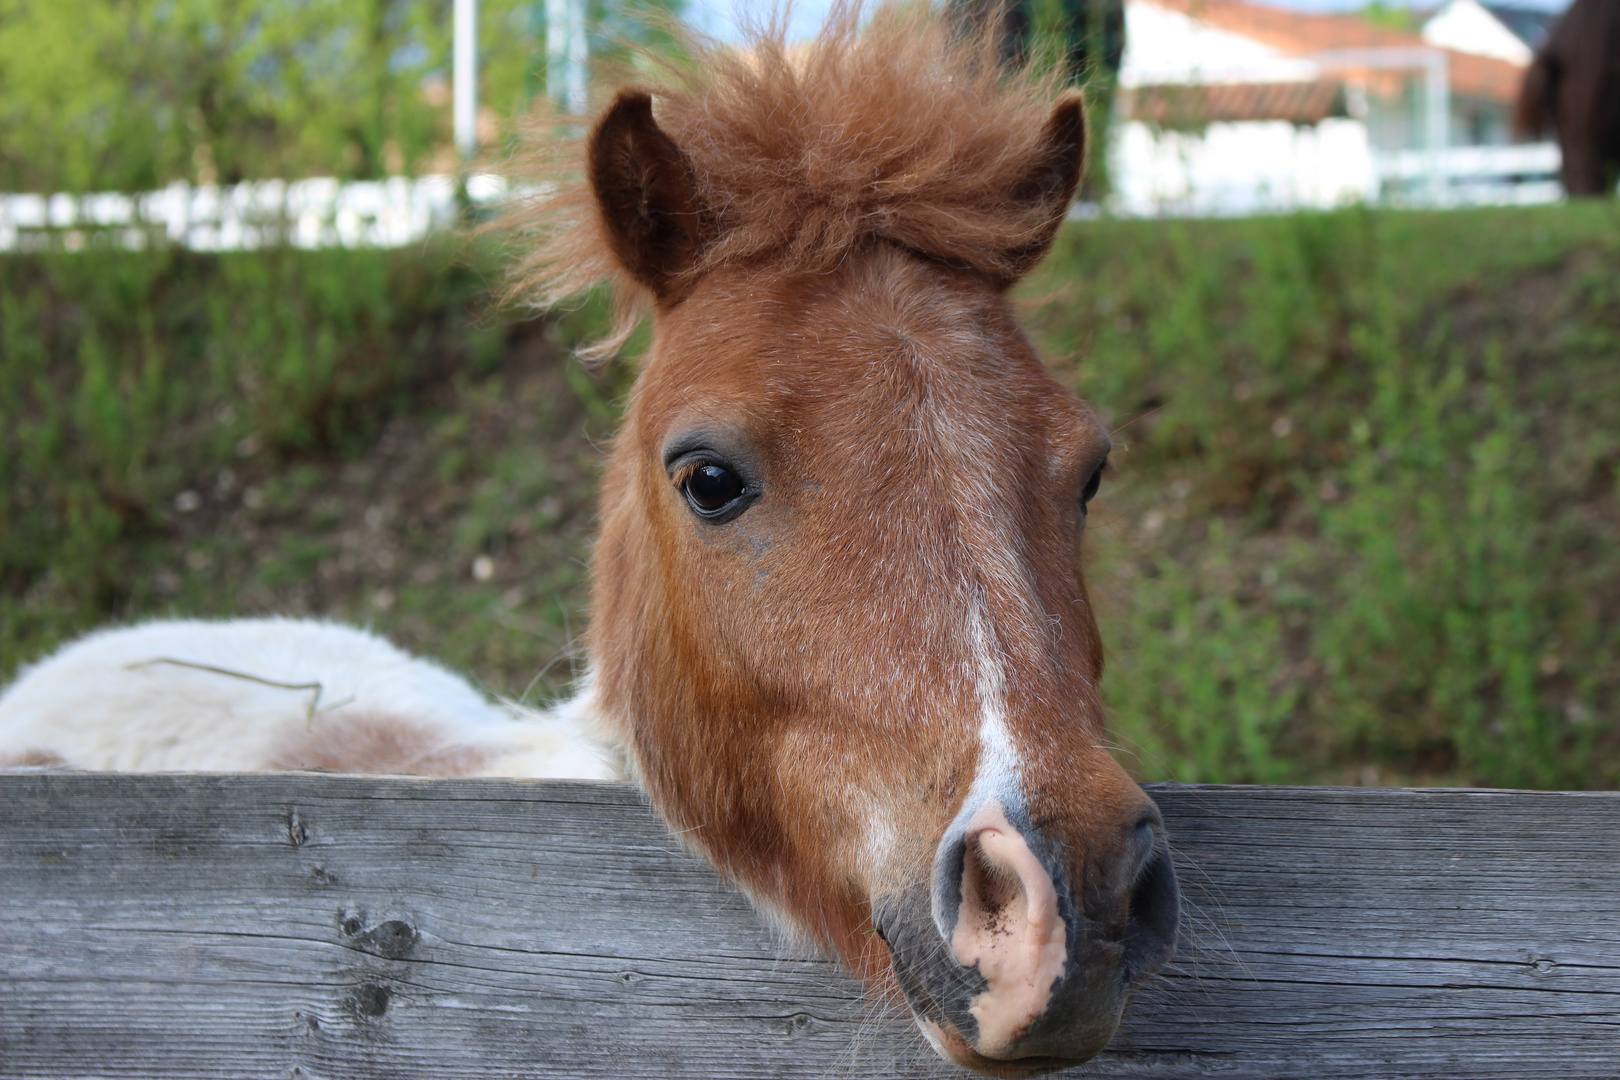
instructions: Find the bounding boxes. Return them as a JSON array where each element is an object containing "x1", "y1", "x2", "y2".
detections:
[
  {"x1": 1025, "y1": 203, "x2": 1620, "y2": 787},
  {"x1": 2, "y1": 203, "x2": 1617, "y2": 788},
  {"x1": 0, "y1": 241, "x2": 622, "y2": 703}
]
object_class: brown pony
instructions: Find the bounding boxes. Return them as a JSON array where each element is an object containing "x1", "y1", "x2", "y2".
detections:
[
  {"x1": 1514, "y1": 0, "x2": 1620, "y2": 195},
  {"x1": 508, "y1": 5, "x2": 1178, "y2": 1072}
]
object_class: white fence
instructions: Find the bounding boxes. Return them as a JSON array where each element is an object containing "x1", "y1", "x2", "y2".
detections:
[
  {"x1": 0, "y1": 174, "x2": 512, "y2": 253},
  {"x1": 0, "y1": 142, "x2": 1572, "y2": 249},
  {"x1": 1376, "y1": 141, "x2": 1563, "y2": 206},
  {"x1": 1112, "y1": 124, "x2": 1565, "y2": 217}
]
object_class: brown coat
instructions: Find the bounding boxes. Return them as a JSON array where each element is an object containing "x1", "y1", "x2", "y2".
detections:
[{"x1": 1515, "y1": 0, "x2": 1620, "y2": 195}]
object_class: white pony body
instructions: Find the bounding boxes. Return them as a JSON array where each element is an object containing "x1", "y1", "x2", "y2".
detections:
[{"x1": 0, "y1": 618, "x2": 612, "y2": 779}]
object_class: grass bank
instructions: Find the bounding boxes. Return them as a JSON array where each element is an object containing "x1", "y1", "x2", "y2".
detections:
[
  {"x1": 0, "y1": 242, "x2": 629, "y2": 697},
  {"x1": 1028, "y1": 203, "x2": 1620, "y2": 788},
  {"x1": 2, "y1": 204, "x2": 1617, "y2": 788}
]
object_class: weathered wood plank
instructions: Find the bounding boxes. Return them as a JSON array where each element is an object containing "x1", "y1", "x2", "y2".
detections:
[{"x1": 0, "y1": 776, "x2": 1616, "y2": 1078}]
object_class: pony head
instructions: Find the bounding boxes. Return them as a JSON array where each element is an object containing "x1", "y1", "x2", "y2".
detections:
[{"x1": 509, "y1": 6, "x2": 1178, "y2": 1070}]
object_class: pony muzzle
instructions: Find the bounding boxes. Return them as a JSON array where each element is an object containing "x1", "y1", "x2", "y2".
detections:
[{"x1": 875, "y1": 796, "x2": 1179, "y2": 1074}]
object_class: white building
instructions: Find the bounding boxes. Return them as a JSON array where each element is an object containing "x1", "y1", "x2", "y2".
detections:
[
  {"x1": 1423, "y1": 0, "x2": 1560, "y2": 66},
  {"x1": 1423, "y1": 0, "x2": 1534, "y2": 64},
  {"x1": 1110, "y1": 0, "x2": 1551, "y2": 215}
]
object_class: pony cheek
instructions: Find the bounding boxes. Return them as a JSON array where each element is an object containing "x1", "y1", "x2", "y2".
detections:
[{"x1": 680, "y1": 523, "x2": 806, "y2": 667}]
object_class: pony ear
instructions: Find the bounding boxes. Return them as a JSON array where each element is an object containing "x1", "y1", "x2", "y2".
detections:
[
  {"x1": 1001, "y1": 93, "x2": 1087, "y2": 281},
  {"x1": 588, "y1": 89, "x2": 709, "y2": 302}
]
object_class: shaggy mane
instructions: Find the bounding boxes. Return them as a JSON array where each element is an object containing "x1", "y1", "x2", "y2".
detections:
[{"x1": 504, "y1": 2, "x2": 1077, "y2": 350}]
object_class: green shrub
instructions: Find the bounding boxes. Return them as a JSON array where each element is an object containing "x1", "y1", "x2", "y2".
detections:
[
  {"x1": 1028, "y1": 203, "x2": 1620, "y2": 787},
  {"x1": 0, "y1": 241, "x2": 498, "y2": 640}
]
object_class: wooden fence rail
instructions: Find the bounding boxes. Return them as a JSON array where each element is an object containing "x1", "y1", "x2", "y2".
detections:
[{"x1": 1, "y1": 775, "x2": 1616, "y2": 1078}]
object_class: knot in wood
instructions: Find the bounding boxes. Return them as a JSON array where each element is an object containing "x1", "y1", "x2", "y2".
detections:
[
  {"x1": 286, "y1": 809, "x2": 309, "y2": 847},
  {"x1": 349, "y1": 982, "x2": 391, "y2": 1019},
  {"x1": 354, "y1": 919, "x2": 418, "y2": 960},
  {"x1": 338, "y1": 909, "x2": 418, "y2": 959}
]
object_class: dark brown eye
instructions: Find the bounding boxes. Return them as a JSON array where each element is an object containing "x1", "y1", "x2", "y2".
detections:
[
  {"x1": 1081, "y1": 458, "x2": 1106, "y2": 510},
  {"x1": 684, "y1": 463, "x2": 746, "y2": 516}
]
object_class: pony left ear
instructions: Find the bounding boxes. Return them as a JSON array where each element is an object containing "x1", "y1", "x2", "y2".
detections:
[
  {"x1": 589, "y1": 89, "x2": 710, "y2": 302},
  {"x1": 1002, "y1": 93, "x2": 1086, "y2": 281}
]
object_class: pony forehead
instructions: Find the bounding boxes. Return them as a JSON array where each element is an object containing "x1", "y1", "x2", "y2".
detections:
[{"x1": 640, "y1": 252, "x2": 1096, "y2": 444}]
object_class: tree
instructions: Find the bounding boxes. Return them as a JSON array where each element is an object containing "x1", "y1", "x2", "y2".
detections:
[{"x1": 0, "y1": 0, "x2": 680, "y2": 192}]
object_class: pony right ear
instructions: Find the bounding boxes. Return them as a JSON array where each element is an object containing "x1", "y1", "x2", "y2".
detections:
[
  {"x1": 998, "y1": 93, "x2": 1087, "y2": 282},
  {"x1": 588, "y1": 90, "x2": 709, "y2": 302}
]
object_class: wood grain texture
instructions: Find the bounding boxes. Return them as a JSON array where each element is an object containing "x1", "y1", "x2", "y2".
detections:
[{"x1": 0, "y1": 776, "x2": 1616, "y2": 1079}]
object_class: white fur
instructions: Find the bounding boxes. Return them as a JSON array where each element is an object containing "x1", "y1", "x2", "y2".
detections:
[
  {"x1": 0, "y1": 618, "x2": 614, "y2": 779},
  {"x1": 931, "y1": 598, "x2": 1026, "y2": 939},
  {"x1": 965, "y1": 599, "x2": 1023, "y2": 804}
]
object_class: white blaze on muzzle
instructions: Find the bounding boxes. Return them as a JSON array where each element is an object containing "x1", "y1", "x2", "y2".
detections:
[{"x1": 922, "y1": 601, "x2": 1070, "y2": 1058}]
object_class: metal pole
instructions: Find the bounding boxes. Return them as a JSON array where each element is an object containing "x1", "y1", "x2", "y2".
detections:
[
  {"x1": 546, "y1": 0, "x2": 588, "y2": 114},
  {"x1": 454, "y1": 0, "x2": 479, "y2": 159},
  {"x1": 566, "y1": 0, "x2": 588, "y2": 114},
  {"x1": 1425, "y1": 50, "x2": 1450, "y2": 207}
]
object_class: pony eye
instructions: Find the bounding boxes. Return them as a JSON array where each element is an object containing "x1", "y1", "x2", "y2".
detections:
[
  {"x1": 683, "y1": 463, "x2": 746, "y2": 516},
  {"x1": 1080, "y1": 458, "x2": 1107, "y2": 510}
]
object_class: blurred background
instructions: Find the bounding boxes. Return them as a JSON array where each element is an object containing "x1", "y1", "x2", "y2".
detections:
[{"x1": 0, "y1": 0, "x2": 1615, "y2": 790}]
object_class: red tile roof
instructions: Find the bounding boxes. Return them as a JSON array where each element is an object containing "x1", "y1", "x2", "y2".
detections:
[
  {"x1": 1142, "y1": 0, "x2": 1525, "y2": 103},
  {"x1": 1123, "y1": 80, "x2": 1350, "y2": 125}
]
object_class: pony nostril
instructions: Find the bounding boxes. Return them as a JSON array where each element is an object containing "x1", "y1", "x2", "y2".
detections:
[
  {"x1": 965, "y1": 833, "x2": 1020, "y2": 921},
  {"x1": 1131, "y1": 821, "x2": 1156, "y2": 870},
  {"x1": 1121, "y1": 837, "x2": 1179, "y2": 986},
  {"x1": 930, "y1": 801, "x2": 1070, "y2": 1059}
]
